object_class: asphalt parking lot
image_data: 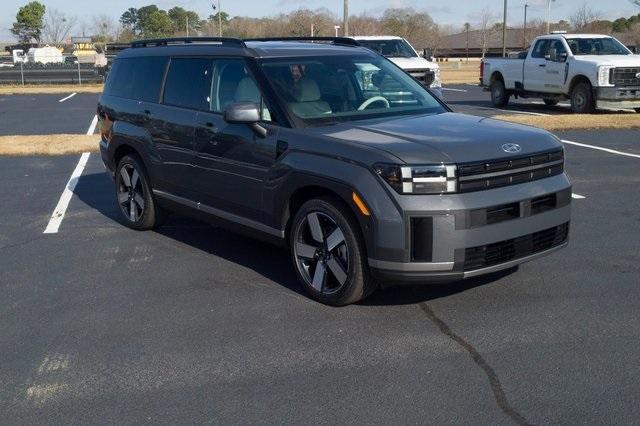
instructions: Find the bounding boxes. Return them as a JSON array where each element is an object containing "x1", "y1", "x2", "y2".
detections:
[{"x1": 2, "y1": 89, "x2": 640, "y2": 423}]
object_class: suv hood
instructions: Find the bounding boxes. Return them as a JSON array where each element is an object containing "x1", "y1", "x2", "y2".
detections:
[
  {"x1": 320, "y1": 112, "x2": 562, "y2": 164},
  {"x1": 387, "y1": 56, "x2": 439, "y2": 71},
  {"x1": 574, "y1": 55, "x2": 640, "y2": 66}
]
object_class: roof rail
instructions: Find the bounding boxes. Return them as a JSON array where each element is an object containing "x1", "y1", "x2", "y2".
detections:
[
  {"x1": 131, "y1": 37, "x2": 246, "y2": 48},
  {"x1": 244, "y1": 37, "x2": 361, "y2": 47}
]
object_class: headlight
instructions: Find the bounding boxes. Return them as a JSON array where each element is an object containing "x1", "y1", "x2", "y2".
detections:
[
  {"x1": 373, "y1": 163, "x2": 457, "y2": 194},
  {"x1": 597, "y1": 65, "x2": 615, "y2": 87},
  {"x1": 431, "y1": 67, "x2": 441, "y2": 88}
]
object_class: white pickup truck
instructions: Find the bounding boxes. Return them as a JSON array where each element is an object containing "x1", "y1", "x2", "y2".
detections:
[
  {"x1": 481, "y1": 33, "x2": 640, "y2": 113},
  {"x1": 352, "y1": 36, "x2": 443, "y2": 98}
]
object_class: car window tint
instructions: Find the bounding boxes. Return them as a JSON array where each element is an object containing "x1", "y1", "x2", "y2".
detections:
[
  {"x1": 210, "y1": 58, "x2": 272, "y2": 121},
  {"x1": 104, "y1": 56, "x2": 167, "y2": 102},
  {"x1": 163, "y1": 58, "x2": 213, "y2": 110},
  {"x1": 531, "y1": 40, "x2": 550, "y2": 58}
]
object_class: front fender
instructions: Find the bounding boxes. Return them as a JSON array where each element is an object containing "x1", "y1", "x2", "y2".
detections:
[{"x1": 264, "y1": 150, "x2": 405, "y2": 261}]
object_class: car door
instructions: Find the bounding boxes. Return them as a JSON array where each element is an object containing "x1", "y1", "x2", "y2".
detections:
[
  {"x1": 524, "y1": 39, "x2": 550, "y2": 92},
  {"x1": 149, "y1": 57, "x2": 213, "y2": 199},
  {"x1": 193, "y1": 57, "x2": 280, "y2": 223},
  {"x1": 543, "y1": 40, "x2": 570, "y2": 93}
]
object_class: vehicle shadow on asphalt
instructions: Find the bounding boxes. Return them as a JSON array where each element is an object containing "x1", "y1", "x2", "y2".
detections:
[{"x1": 75, "y1": 171, "x2": 516, "y2": 305}]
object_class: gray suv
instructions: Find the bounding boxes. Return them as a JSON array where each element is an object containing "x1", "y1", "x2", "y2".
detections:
[{"x1": 98, "y1": 37, "x2": 571, "y2": 305}]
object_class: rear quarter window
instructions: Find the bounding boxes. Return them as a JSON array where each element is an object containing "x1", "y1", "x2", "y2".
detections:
[{"x1": 104, "y1": 56, "x2": 167, "y2": 102}]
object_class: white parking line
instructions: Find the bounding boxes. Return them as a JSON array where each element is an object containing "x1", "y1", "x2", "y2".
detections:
[
  {"x1": 561, "y1": 139, "x2": 640, "y2": 159},
  {"x1": 495, "y1": 108, "x2": 549, "y2": 116},
  {"x1": 86, "y1": 114, "x2": 98, "y2": 135},
  {"x1": 442, "y1": 87, "x2": 468, "y2": 92},
  {"x1": 58, "y1": 93, "x2": 76, "y2": 103},
  {"x1": 43, "y1": 153, "x2": 90, "y2": 234},
  {"x1": 572, "y1": 193, "x2": 586, "y2": 199}
]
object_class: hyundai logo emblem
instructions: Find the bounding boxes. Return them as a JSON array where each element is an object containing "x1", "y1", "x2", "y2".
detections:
[{"x1": 501, "y1": 143, "x2": 522, "y2": 153}]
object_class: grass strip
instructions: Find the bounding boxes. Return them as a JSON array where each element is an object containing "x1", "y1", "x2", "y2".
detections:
[
  {"x1": 0, "y1": 84, "x2": 104, "y2": 95},
  {"x1": 0, "y1": 134, "x2": 99, "y2": 156},
  {"x1": 491, "y1": 113, "x2": 640, "y2": 131}
]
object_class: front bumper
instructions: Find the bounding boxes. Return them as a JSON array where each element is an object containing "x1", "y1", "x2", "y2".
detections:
[
  {"x1": 368, "y1": 173, "x2": 572, "y2": 283},
  {"x1": 596, "y1": 86, "x2": 640, "y2": 109}
]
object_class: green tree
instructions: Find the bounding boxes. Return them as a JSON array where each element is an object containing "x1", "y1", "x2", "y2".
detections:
[
  {"x1": 11, "y1": 1, "x2": 46, "y2": 43},
  {"x1": 137, "y1": 4, "x2": 160, "y2": 32},
  {"x1": 141, "y1": 10, "x2": 174, "y2": 37},
  {"x1": 168, "y1": 7, "x2": 201, "y2": 33},
  {"x1": 120, "y1": 7, "x2": 139, "y2": 32}
]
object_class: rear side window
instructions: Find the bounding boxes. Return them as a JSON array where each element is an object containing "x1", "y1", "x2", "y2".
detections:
[
  {"x1": 162, "y1": 58, "x2": 212, "y2": 110},
  {"x1": 104, "y1": 56, "x2": 167, "y2": 102}
]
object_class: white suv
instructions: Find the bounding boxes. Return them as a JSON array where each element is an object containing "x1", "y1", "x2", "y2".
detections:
[{"x1": 352, "y1": 36, "x2": 442, "y2": 98}]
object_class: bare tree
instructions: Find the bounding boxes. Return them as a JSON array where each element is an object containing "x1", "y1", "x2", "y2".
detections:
[
  {"x1": 43, "y1": 8, "x2": 76, "y2": 45},
  {"x1": 92, "y1": 14, "x2": 118, "y2": 42},
  {"x1": 478, "y1": 9, "x2": 497, "y2": 59},
  {"x1": 349, "y1": 13, "x2": 383, "y2": 36},
  {"x1": 570, "y1": 3, "x2": 602, "y2": 32}
]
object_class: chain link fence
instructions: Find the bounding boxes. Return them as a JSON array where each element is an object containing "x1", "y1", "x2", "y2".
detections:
[{"x1": 0, "y1": 55, "x2": 106, "y2": 85}]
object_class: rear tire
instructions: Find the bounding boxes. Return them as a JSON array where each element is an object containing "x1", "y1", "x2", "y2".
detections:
[
  {"x1": 115, "y1": 154, "x2": 165, "y2": 230},
  {"x1": 490, "y1": 78, "x2": 509, "y2": 107},
  {"x1": 543, "y1": 98, "x2": 559, "y2": 106},
  {"x1": 571, "y1": 82, "x2": 595, "y2": 113},
  {"x1": 635, "y1": 108, "x2": 640, "y2": 113},
  {"x1": 290, "y1": 197, "x2": 375, "y2": 306}
]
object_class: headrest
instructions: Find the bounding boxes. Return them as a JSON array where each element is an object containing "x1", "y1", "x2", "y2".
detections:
[
  {"x1": 293, "y1": 78, "x2": 321, "y2": 102},
  {"x1": 234, "y1": 77, "x2": 260, "y2": 102}
]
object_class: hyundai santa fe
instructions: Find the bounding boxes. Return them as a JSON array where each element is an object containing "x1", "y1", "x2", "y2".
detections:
[{"x1": 98, "y1": 37, "x2": 571, "y2": 306}]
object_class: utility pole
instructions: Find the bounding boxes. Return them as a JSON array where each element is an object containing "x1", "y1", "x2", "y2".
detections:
[
  {"x1": 311, "y1": 24, "x2": 314, "y2": 37},
  {"x1": 334, "y1": 25, "x2": 340, "y2": 37},
  {"x1": 343, "y1": 0, "x2": 349, "y2": 36},
  {"x1": 186, "y1": 15, "x2": 189, "y2": 37},
  {"x1": 464, "y1": 23, "x2": 470, "y2": 62},
  {"x1": 523, "y1": 4, "x2": 528, "y2": 49},
  {"x1": 502, "y1": 0, "x2": 508, "y2": 57},
  {"x1": 546, "y1": 0, "x2": 553, "y2": 34},
  {"x1": 218, "y1": 0, "x2": 222, "y2": 36}
]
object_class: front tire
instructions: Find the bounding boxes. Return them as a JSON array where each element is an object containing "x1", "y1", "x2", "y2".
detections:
[
  {"x1": 543, "y1": 98, "x2": 559, "y2": 106},
  {"x1": 115, "y1": 154, "x2": 164, "y2": 230},
  {"x1": 635, "y1": 108, "x2": 640, "y2": 113},
  {"x1": 490, "y1": 78, "x2": 509, "y2": 107},
  {"x1": 571, "y1": 82, "x2": 595, "y2": 113},
  {"x1": 290, "y1": 197, "x2": 375, "y2": 306}
]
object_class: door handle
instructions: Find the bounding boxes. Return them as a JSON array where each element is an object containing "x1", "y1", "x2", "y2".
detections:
[
  {"x1": 539, "y1": 64, "x2": 546, "y2": 68},
  {"x1": 143, "y1": 109, "x2": 151, "y2": 116}
]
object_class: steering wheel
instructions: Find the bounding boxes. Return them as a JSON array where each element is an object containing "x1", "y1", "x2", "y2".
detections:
[{"x1": 357, "y1": 96, "x2": 390, "y2": 111}]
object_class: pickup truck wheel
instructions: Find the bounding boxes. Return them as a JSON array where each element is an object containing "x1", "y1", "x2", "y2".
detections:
[
  {"x1": 115, "y1": 155, "x2": 165, "y2": 230},
  {"x1": 490, "y1": 79, "x2": 509, "y2": 107},
  {"x1": 291, "y1": 197, "x2": 375, "y2": 306},
  {"x1": 543, "y1": 98, "x2": 559, "y2": 106},
  {"x1": 571, "y1": 82, "x2": 595, "y2": 113},
  {"x1": 635, "y1": 108, "x2": 640, "y2": 113}
]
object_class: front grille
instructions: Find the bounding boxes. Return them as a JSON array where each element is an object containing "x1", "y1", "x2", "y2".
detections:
[
  {"x1": 458, "y1": 149, "x2": 564, "y2": 193},
  {"x1": 408, "y1": 69, "x2": 435, "y2": 86},
  {"x1": 612, "y1": 68, "x2": 640, "y2": 87},
  {"x1": 463, "y1": 223, "x2": 569, "y2": 270}
]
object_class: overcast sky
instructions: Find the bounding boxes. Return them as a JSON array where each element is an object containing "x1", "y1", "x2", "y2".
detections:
[{"x1": 2, "y1": 0, "x2": 639, "y2": 41}]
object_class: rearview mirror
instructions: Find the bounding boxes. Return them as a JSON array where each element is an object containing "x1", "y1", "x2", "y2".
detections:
[{"x1": 224, "y1": 102, "x2": 267, "y2": 137}]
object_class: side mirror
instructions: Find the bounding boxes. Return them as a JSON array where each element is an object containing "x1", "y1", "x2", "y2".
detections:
[
  {"x1": 544, "y1": 54, "x2": 551, "y2": 61},
  {"x1": 224, "y1": 102, "x2": 267, "y2": 137},
  {"x1": 559, "y1": 52, "x2": 568, "y2": 62}
]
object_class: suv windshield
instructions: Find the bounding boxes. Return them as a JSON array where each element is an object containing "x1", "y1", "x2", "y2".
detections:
[
  {"x1": 357, "y1": 39, "x2": 417, "y2": 58},
  {"x1": 566, "y1": 37, "x2": 630, "y2": 55},
  {"x1": 259, "y1": 55, "x2": 445, "y2": 124}
]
